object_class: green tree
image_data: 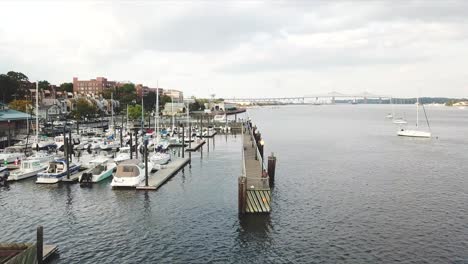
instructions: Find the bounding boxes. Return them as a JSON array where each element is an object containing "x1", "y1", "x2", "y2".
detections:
[
  {"x1": 128, "y1": 104, "x2": 143, "y2": 120},
  {"x1": 58, "y1": 82, "x2": 73, "y2": 93},
  {"x1": 38, "y1": 80, "x2": 50, "y2": 90},
  {"x1": 70, "y1": 98, "x2": 97, "y2": 120},
  {"x1": 8, "y1": 99, "x2": 31, "y2": 112}
]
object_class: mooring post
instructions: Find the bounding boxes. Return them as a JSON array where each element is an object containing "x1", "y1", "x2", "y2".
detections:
[
  {"x1": 37, "y1": 225, "x2": 43, "y2": 264},
  {"x1": 64, "y1": 127, "x2": 70, "y2": 179},
  {"x1": 268, "y1": 153, "x2": 276, "y2": 186},
  {"x1": 189, "y1": 118, "x2": 192, "y2": 149},
  {"x1": 135, "y1": 130, "x2": 139, "y2": 160},
  {"x1": 144, "y1": 140, "x2": 148, "y2": 186},
  {"x1": 68, "y1": 129, "x2": 73, "y2": 162},
  {"x1": 76, "y1": 120, "x2": 79, "y2": 134},
  {"x1": 120, "y1": 128, "x2": 123, "y2": 147},
  {"x1": 238, "y1": 177, "x2": 246, "y2": 214},
  {"x1": 130, "y1": 133, "x2": 133, "y2": 159},
  {"x1": 182, "y1": 124, "x2": 185, "y2": 158}
]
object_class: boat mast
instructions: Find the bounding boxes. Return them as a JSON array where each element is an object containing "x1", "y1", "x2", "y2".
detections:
[
  {"x1": 171, "y1": 96, "x2": 174, "y2": 131},
  {"x1": 36, "y1": 81, "x2": 39, "y2": 143},
  {"x1": 141, "y1": 94, "x2": 144, "y2": 132},
  {"x1": 111, "y1": 92, "x2": 114, "y2": 133},
  {"x1": 126, "y1": 104, "x2": 129, "y2": 131},
  {"x1": 416, "y1": 97, "x2": 419, "y2": 128},
  {"x1": 155, "y1": 81, "x2": 159, "y2": 140}
]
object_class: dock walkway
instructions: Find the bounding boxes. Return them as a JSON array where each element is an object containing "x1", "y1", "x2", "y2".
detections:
[
  {"x1": 240, "y1": 124, "x2": 271, "y2": 213},
  {"x1": 136, "y1": 157, "x2": 189, "y2": 190},
  {"x1": 186, "y1": 140, "x2": 205, "y2": 152}
]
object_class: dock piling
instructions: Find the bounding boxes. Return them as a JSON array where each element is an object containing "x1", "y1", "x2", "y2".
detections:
[
  {"x1": 130, "y1": 133, "x2": 133, "y2": 159},
  {"x1": 37, "y1": 226, "x2": 43, "y2": 264},
  {"x1": 182, "y1": 125, "x2": 185, "y2": 158},
  {"x1": 268, "y1": 153, "x2": 276, "y2": 186},
  {"x1": 144, "y1": 141, "x2": 148, "y2": 187}
]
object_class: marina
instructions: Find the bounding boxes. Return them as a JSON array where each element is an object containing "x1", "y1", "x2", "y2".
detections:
[{"x1": 136, "y1": 157, "x2": 190, "y2": 190}]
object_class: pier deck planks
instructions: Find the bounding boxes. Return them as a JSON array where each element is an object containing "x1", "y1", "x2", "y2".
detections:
[
  {"x1": 136, "y1": 157, "x2": 190, "y2": 190},
  {"x1": 186, "y1": 140, "x2": 206, "y2": 152}
]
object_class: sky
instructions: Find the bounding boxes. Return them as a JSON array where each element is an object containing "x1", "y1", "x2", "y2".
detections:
[{"x1": 0, "y1": 1, "x2": 467, "y2": 98}]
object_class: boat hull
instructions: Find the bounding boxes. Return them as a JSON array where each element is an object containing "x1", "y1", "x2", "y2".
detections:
[
  {"x1": 397, "y1": 130, "x2": 431, "y2": 138},
  {"x1": 36, "y1": 165, "x2": 81, "y2": 184},
  {"x1": 8, "y1": 168, "x2": 46, "y2": 181}
]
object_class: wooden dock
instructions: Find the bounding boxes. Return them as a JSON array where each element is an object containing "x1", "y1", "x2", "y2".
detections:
[
  {"x1": 186, "y1": 140, "x2": 205, "y2": 152},
  {"x1": 201, "y1": 131, "x2": 217, "y2": 138},
  {"x1": 61, "y1": 173, "x2": 80, "y2": 183},
  {"x1": 43, "y1": 244, "x2": 58, "y2": 261},
  {"x1": 238, "y1": 123, "x2": 272, "y2": 214},
  {"x1": 136, "y1": 157, "x2": 190, "y2": 190}
]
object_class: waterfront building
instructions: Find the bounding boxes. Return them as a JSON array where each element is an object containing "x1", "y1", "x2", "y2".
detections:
[
  {"x1": 136, "y1": 84, "x2": 164, "y2": 98},
  {"x1": 162, "y1": 103, "x2": 186, "y2": 116},
  {"x1": 0, "y1": 103, "x2": 31, "y2": 147},
  {"x1": 73, "y1": 77, "x2": 117, "y2": 96}
]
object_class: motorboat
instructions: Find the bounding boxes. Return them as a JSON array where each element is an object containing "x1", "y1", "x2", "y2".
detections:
[
  {"x1": 8, "y1": 154, "x2": 54, "y2": 181},
  {"x1": 114, "y1": 147, "x2": 131, "y2": 163},
  {"x1": 149, "y1": 151, "x2": 171, "y2": 165},
  {"x1": 100, "y1": 140, "x2": 120, "y2": 150},
  {"x1": 0, "y1": 146, "x2": 27, "y2": 164},
  {"x1": 111, "y1": 159, "x2": 152, "y2": 188},
  {"x1": 31, "y1": 136, "x2": 56, "y2": 150},
  {"x1": 36, "y1": 159, "x2": 81, "y2": 184},
  {"x1": 0, "y1": 167, "x2": 10, "y2": 181},
  {"x1": 79, "y1": 158, "x2": 116, "y2": 183},
  {"x1": 213, "y1": 114, "x2": 227, "y2": 123}
]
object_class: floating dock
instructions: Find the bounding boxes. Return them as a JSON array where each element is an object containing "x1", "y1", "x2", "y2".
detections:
[
  {"x1": 136, "y1": 157, "x2": 190, "y2": 190},
  {"x1": 186, "y1": 140, "x2": 206, "y2": 152},
  {"x1": 238, "y1": 123, "x2": 275, "y2": 214},
  {"x1": 201, "y1": 131, "x2": 217, "y2": 138}
]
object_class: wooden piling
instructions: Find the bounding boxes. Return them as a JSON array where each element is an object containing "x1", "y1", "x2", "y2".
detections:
[
  {"x1": 37, "y1": 226, "x2": 43, "y2": 264},
  {"x1": 238, "y1": 176, "x2": 246, "y2": 214},
  {"x1": 135, "y1": 130, "x2": 138, "y2": 159},
  {"x1": 130, "y1": 133, "x2": 133, "y2": 159},
  {"x1": 144, "y1": 142, "x2": 148, "y2": 187},
  {"x1": 64, "y1": 128, "x2": 70, "y2": 180},
  {"x1": 268, "y1": 153, "x2": 276, "y2": 186},
  {"x1": 182, "y1": 125, "x2": 185, "y2": 158}
]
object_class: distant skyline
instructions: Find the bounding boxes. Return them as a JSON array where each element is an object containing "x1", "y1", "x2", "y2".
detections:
[{"x1": 1, "y1": 1, "x2": 468, "y2": 98}]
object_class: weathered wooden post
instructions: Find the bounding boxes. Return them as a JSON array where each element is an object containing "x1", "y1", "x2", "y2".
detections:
[
  {"x1": 238, "y1": 177, "x2": 246, "y2": 214},
  {"x1": 68, "y1": 130, "x2": 73, "y2": 162},
  {"x1": 64, "y1": 127, "x2": 70, "y2": 180},
  {"x1": 182, "y1": 124, "x2": 185, "y2": 158},
  {"x1": 135, "y1": 130, "x2": 138, "y2": 160},
  {"x1": 130, "y1": 133, "x2": 133, "y2": 159},
  {"x1": 268, "y1": 153, "x2": 276, "y2": 186},
  {"x1": 120, "y1": 127, "x2": 123, "y2": 148},
  {"x1": 76, "y1": 120, "x2": 79, "y2": 134},
  {"x1": 37, "y1": 225, "x2": 43, "y2": 264}
]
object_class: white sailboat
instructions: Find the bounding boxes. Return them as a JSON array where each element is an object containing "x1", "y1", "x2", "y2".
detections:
[{"x1": 397, "y1": 97, "x2": 431, "y2": 138}]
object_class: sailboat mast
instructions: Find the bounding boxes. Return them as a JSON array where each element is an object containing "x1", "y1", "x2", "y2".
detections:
[
  {"x1": 126, "y1": 104, "x2": 129, "y2": 131},
  {"x1": 416, "y1": 97, "x2": 419, "y2": 127},
  {"x1": 171, "y1": 96, "x2": 174, "y2": 131},
  {"x1": 111, "y1": 92, "x2": 114, "y2": 132},
  {"x1": 36, "y1": 81, "x2": 39, "y2": 142},
  {"x1": 155, "y1": 81, "x2": 159, "y2": 135},
  {"x1": 141, "y1": 95, "x2": 144, "y2": 131}
]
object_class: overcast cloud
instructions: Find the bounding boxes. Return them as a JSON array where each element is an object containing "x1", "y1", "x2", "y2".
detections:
[{"x1": 0, "y1": 1, "x2": 467, "y2": 98}]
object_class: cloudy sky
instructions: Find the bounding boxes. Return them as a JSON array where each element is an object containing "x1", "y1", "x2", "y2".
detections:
[{"x1": 1, "y1": 1, "x2": 467, "y2": 98}]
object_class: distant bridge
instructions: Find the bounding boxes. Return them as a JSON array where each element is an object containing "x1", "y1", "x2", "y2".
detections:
[{"x1": 224, "y1": 91, "x2": 392, "y2": 104}]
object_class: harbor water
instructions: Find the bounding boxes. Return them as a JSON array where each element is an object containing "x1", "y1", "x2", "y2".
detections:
[{"x1": 1, "y1": 104, "x2": 468, "y2": 263}]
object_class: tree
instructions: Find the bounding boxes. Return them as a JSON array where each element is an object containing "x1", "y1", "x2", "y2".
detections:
[
  {"x1": 128, "y1": 104, "x2": 143, "y2": 120},
  {"x1": 58, "y1": 82, "x2": 73, "y2": 93},
  {"x1": 119, "y1": 83, "x2": 135, "y2": 93},
  {"x1": 70, "y1": 98, "x2": 97, "y2": 120},
  {"x1": 38, "y1": 80, "x2": 50, "y2": 90},
  {"x1": 7, "y1": 71, "x2": 28, "y2": 83},
  {"x1": 8, "y1": 100, "x2": 31, "y2": 112}
]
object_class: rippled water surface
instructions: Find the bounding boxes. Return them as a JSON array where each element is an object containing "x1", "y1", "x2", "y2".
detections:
[{"x1": 1, "y1": 104, "x2": 468, "y2": 263}]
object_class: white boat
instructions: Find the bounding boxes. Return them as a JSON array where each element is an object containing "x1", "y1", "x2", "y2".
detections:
[
  {"x1": 149, "y1": 151, "x2": 171, "y2": 165},
  {"x1": 79, "y1": 158, "x2": 116, "y2": 183},
  {"x1": 397, "y1": 97, "x2": 431, "y2": 138},
  {"x1": 214, "y1": 114, "x2": 227, "y2": 123},
  {"x1": 36, "y1": 159, "x2": 81, "y2": 184},
  {"x1": 100, "y1": 140, "x2": 120, "y2": 150},
  {"x1": 8, "y1": 154, "x2": 54, "y2": 181},
  {"x1": 111, "y1": 159, "x2": 152, "y2": 188},
  {"x1": 31, "y1": 136, "x2": 56, "y2": 150},
  {"x1": 114, "y1": 147, "x2": 131, "y2": 163},
  {"x1": 385, "y1": 113, "x2": 393, "y2": 119},
  {"x1": 392, "y1": 118, "x2": 408, "y2": 124},
  {"x1": 0, "y1": 146, "x2": 27, "y2": 164}
]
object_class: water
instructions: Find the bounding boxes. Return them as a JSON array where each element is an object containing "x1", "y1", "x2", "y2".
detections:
[{"x1": 1, "y1": 104, "x2": 468, "y2": 263}]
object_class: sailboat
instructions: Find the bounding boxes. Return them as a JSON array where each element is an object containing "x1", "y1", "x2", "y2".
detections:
[
  {"x1": 397, "y1": 97, "x2": 431, "y2": 138},
  {"x1": 391, "y1": 98, "x2": 408, "y2": 124},
  {"x1": 149, "y1": 81, "x2": 172, "y2": 166}
]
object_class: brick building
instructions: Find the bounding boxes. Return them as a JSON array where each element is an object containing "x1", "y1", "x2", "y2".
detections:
[
  {"x1": 135, "y1": 84, "x2": 164, "y2": 98},
  {"x1": 73, "y1": 77, "x2": 117, "y2": 96}
]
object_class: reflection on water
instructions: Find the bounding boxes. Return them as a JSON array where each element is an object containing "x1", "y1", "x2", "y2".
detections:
[{"x1": 2, "y1": 105, "x2": 468, "y2": 263}]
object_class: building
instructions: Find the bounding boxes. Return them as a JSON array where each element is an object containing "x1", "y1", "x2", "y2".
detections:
[
  {"x1": 73, "y1": 77, "x2": 117, "y2": 96},
  {"x1": 209, "y1": 102, "x2": 237, "y2": 112},
  {"x1": 163, "y1": 89, "x2": 184, "y2": 102},
  {"x1": 135, "y1": 84, "x2": 164, "y2": 98},
  {"x1": 162, "y1": 103, "x2": 186, "y2": 116},
  {"x1": 0, "y1": 103, "x2": 31, "y2": 147}
]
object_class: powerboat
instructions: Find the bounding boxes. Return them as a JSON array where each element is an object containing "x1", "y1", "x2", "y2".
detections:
[
  {"x1": 111, "y1": 159, "x2": 152, "y2": 188},
  {"x1": 149, "y1": 151, "x2": 171, "y2": 165},
  {"x1": 8, "y1": 152, "x2": 55, "y2": 181},
  {"x1": 0, "y1": 146, "x2": 27, "y2": 164},
  {"x1": 114, "y1": 147, "x2": 131, "y2": 164},
  {"x1": 79, "y1": 158, "x2": 116, "y2": 183},
  {"x1": 0, "y1": 167, "x2": 10, "y2": 181},
  {"x1": 36, "y1": 159, "x2": 81, "y2": 184},
  {"x1": 213, "y1": 114, "x2": 227, "y2": 123}
]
